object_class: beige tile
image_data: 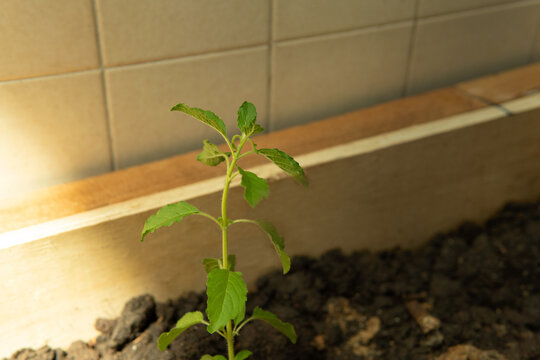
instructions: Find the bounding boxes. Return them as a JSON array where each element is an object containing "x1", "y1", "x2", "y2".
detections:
[
  {"x1": 0, "y1": 0, "x2": 99, "y2": 81},
  {"x1": 407, "y1": 2, "x2": 540, "y2": 95},
  {"x1": 96, "y1": 0, "x2": 269, "y2": 67},
  {"x1": 0, "y1": 72, "x2": 112, "y2": 200},
  {"x1": 271, "y1": 24, "x2": 413, "y2": 130},
  {"x1": 106, "y1": 47, "x2": 269, "y2": 169},
  {"x1": 418, "y1": 0, "x2": 521, "y2": 17},
  {"x1": 274, "y1": 0, "x2": 416, "y2": 40}
]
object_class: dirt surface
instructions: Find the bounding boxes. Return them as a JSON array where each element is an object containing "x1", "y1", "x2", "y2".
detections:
[{"x1": 6, "y1": 200, "x2": 540, "y2": 359}]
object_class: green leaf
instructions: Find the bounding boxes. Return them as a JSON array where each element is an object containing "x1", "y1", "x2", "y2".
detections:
[
  {"x1": 197, "y1": 139, "x2": 229, "y2": 166},
  {"x1": 252, "y1": 220, "x2": 290, "y2": 274},
  {"x1": 258, "y1": 148, "x2": 308, "y2": 187},
  {"x1": 202, "y1": 255, "x2": 236, "y2": 273},
  {"x1": 252, "y1": 307, "x2": 297, "y2": 344},
  {"x1": 235, "y1": 350, "x2": 253, "y2": 360},
  {"x1": 248, "y1": 124, "x2": 264, "y2": 136},
  {"x1": 238, "y1": 166, "x2": 269, "y2": 208},
  {"x1": 237, "y1": 102, "x2": 264, "y2": 136},
  {"x1": 201, "y1": 355, "x2": 226, "y2": 360},
  {"x1": 171, "y1": 103, "x2": 227, "y2": 136},
  {"x1": 206, "y1": 269, "x2": 248, "y2": 333},
  {"x1": 141, "y1": 201, "x2": 199, "y2": 241},
  {"x1": 234, "y1": 289, "x2": 246, "y2": 326},
  {"x1": 237, "y1": 101, "x2": 257, "y2": 132},
  {"x1": 157, "y1": 311, "x2": 204, "y2": 351}
]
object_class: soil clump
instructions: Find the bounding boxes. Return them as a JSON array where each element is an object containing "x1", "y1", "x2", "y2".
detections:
[{"x1": 6, "y1": 201, "x2": 540, "y2": 359}]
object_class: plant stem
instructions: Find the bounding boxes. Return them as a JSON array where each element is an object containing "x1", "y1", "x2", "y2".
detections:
[
  {"x1": 221, "y1": 169, "x2": 232, "y2": 269},
  {"x1": 231, "y1": 219, "x2": 258, "y2": 226},
  {"x1": 226, "y1": 321, "x2": 235, "y2": 360},
  {"x1": 236, "y1": 149, "x2": 256, "y2": 160},
  {"x1": 196, "y1": 212, "x2": 222, "y2": 228},
  {"x1": 234, "y1": 317, "x2": 253, "y2": 335},
  {"x1": 220, "y1": 134, "x2": 250, "y2": 359},
  {"x1": 221, "y1": 134, "x2": 249, "y2": 269}
]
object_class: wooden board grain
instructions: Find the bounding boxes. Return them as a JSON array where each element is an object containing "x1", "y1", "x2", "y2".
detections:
[
  {"x1": 0, "y1": 86, "x2": 486, "y2": 234},
  {"x1": 3, "y1": 63, "x2": 539, "y2": 235},
  {"x1": 457, "y1": 62, "x2": 540, "y2": 104}
]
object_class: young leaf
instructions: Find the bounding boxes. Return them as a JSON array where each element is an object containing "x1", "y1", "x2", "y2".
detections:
[
  {"x1": 237, "y1": 101, "x2": 257, "y2": 133},
  {"x1": 237, "y1": 102, "x2": 265, "y2": 136},
  {"x1": 235, "y1": 350, "x2": 253, "y2": 360},
  {"x1": 252, "y1": 219, "x2": 291, "y2": 274},
  {"x1": 206, "y1": 269, "x2": 248, "y2": 333},
  {"x1": 197, "y1": 139, "x2": 229, "y2": 166},
  {"x1": 171, "y1": 103, "x2": 227, "y2": 136},
  {"x1": 252, "y1": 307, "x2": 297, "y2": 344},
  {"x1": 238, "y1": 166, "x2": 269, "y2": 208},
  {"x1": 248, "y1": 124, "x2": 265, "y2": 136},
  {"x1": 258, "y1": 148, "x2": 308, "y2": 187},
  {"x1": 141, "y1": 201, "x2": 199, "y2": 241},
  {"x1": 202, "y1": 255, "x2": 236, "y2": 273},
  {"x1": 157, "y1": 311, "x2": 204, "y2": 351}
]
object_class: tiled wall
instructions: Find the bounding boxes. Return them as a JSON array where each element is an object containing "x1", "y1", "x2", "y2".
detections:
[{"x1": 1, "y1": 0, "x2": 539, "y2": 200}]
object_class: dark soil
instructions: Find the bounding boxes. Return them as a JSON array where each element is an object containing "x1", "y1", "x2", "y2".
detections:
[{"x1": 7, "y1": 200, "x2": 540, "y2": 360}]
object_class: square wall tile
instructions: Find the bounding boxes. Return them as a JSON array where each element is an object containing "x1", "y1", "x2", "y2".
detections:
[
  {"x1": 271, "y1": 23, "x2": 413, "y2": 130},
  {"x1": 418, "y1": 0, "x2": 521, "y2": 17},
  {"x1": 96, "y1": 0, "x2": 269, "y2": 66},
  {"x1": 407, "y1": 2, "x2": 540, "y2": 95},
  {"x1": 274, "y1": 0, "x2": 416, "y2": 40},
  {"x1": 0, "y1": 72, "x2": 112, "y2": 200},
  {"x1": 0, "y1": 0, "x2": 99, "y2": 81},
  {"x1": 106, "y1": 47, "x2": 269, "y2": 169}
]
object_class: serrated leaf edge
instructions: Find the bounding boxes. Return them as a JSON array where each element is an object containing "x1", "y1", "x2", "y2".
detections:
[
  {"x1": 171, "y1": 103, "x2": 227, "y2": 136},
  {"x1": 237, "y1": 166, "x2": 269, "y2": 208},
  {"x1": 141, "y1": 201, "x2": 199, "y2": 241},
  {"x1": 252, "y1": 219, "x2": 290, "y2": 274},
  {"x1": 157, "y1": 311, "x2": 204, "y2": 351},
  {"x1": 206, "y1": 269, "x2": 247, "y2": 333},
  {"x1": 252, "y1": 307, "x2": 297, "y2": 344},
  {"x1": 258, "y1": 148, "x2": 308, "y2": 187}
]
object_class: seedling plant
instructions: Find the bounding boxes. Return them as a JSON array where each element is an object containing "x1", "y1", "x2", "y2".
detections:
[{"x1": 140, "y1": 101, "x2": 308, "y2": 360}]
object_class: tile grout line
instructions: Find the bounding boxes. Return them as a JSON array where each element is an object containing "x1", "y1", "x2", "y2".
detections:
[
  {"x1": 268, "y1": 0, "x2": 540, "y2": 43},
  {"x1": 4, "y1": 0, "x2": 531, "y2": 86},
  {"x1": 91, "y1": 0, "x2": 118, "y2": 171},
  {"x1": 0, "y1": 44, "x2": 269, "y2": 85},
  {"x1": 402, "y1": 0, "x2": 420, "y2": 97},
  {"x1": 267, "y1": 0, "x2": 275, "y2": 132},
  {"x1": 528, "y1": 5, "x2": 540, "y2": 62},
  {"x1": 1, "y1": 0, "x2": 536, "y2": 86},
  {"x1": 276, "y1": 19, "x2": 413, "y2": 45},
  {"x1": 417, "y1": 0, "x2": 540, "y2": 22},
  {"x1": 0, "y1": 68, "x2": 101, "y2": 85}
]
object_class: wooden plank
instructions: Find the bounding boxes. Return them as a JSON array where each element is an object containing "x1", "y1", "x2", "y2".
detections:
[
  {"x1": 0, "y1": 105, "x2": 504, "y2": 250},
  {"x1": 3, "y1": 62, "x2": 538, "y2": 235},
  {"x1": 0, "y1": 87, "x2": 485, "y2": 234},
  {"x1": 1, "y1": 99, "x2": 539, "y2": 356},
  {"x1": 457, "y1": 62, "x2": 540, "y2": 104}
]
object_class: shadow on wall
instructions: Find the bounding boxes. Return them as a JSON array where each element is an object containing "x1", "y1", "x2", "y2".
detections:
[{"x1": 1, "y1": 0, "x2": 539, "y2": 199}]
